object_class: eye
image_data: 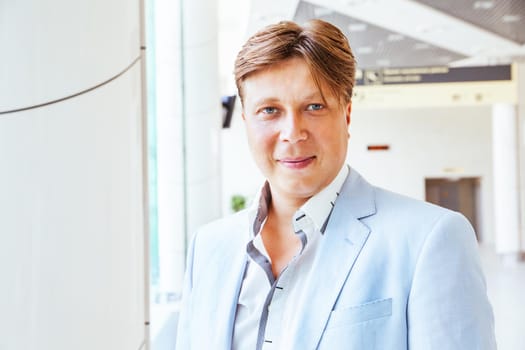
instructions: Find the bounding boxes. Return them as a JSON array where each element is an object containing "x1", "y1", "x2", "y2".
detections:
[
  {"x1": 261, "y1": 106, "x2": 278, "y2": 114},
  {"x1": 306, "y1": 103, "x2": 324, "y2": 111}
]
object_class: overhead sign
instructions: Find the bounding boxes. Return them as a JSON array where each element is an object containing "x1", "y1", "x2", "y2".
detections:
[{"x1": 356, "y1": 65, "x2": 512, "y2": 86}]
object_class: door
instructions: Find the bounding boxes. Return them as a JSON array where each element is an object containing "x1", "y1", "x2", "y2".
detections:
[{"x1": 425, "y1": 177, "x2": 481, "y2": 240}]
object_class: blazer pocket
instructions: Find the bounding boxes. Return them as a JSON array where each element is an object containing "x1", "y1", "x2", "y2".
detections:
[{"x1": 325, "y1": 298, "x2": 392, "y2": 330}]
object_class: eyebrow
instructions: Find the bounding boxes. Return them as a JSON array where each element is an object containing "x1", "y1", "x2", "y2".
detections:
[
  {"x1": 251, "y1": 97, "x2": 280, "y2": 106},
  {"x1": 251, "y1": 92, "x2": 325, "y2": 107}
]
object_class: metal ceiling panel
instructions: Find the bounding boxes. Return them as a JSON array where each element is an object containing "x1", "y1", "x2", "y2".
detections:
[
  {"x1": 294, "y1": 1, "x2": 467, "y2": 69},
  {"x1": 413, "y1": 0, "x2": 525, "y2": 44}
]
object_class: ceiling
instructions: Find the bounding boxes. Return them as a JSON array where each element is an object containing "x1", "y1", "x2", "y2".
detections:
[{"x1": 244, "y1": 0, "x2": 525, "y2": 70}]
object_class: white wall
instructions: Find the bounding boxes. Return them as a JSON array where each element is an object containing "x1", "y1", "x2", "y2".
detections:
[
  {"x1": 348, "y1": 105, "x2": 494, "y2": 243},
  {"x1": 221, "y1": 102, "x2": 264, "y2": 214},
  {"x1": 221, "y1": 105, "x2": 495, "y2": 243},
  {"x1": 0, "y1": 1, "x2": 147, "y2": 349}
]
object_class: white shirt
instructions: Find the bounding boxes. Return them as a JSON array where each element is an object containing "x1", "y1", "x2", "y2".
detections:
[{"x1": 232, "y1": 165, "x2": 349, "y2": 350}]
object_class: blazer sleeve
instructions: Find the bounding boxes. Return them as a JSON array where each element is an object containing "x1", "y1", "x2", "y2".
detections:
[
  {"x1": 407, "y1": 211, "x2": 496, "y2": 349},
  {"x1": 175, "y1": 232, "x2": 198, "y2": 350}
]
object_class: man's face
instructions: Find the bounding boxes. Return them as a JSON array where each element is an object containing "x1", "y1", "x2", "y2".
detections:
[{"x1": 242, "y1": 57, "x2": 351, "y2": 205}]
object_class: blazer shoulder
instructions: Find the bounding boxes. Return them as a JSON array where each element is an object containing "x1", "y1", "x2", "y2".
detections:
[
  {"x1": 366, "y1": 186, "x2": 475, "y2": 249},
  {"x1": 192, "y1": 209, "x2": 250, "y2": 253},
  {"x1": 373, "y1": 186, "x2": 465, "y2": 222},
  {"x1": 198, "y1": 209, "x2": 249, "y2": 236}
]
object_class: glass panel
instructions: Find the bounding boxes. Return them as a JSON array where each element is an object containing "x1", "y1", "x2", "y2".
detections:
[{"x1": 145, "y1": 0, "x2": 185, "y2": 348}]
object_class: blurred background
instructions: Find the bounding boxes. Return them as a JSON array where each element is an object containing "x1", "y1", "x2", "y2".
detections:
[{"x1": 1, "y1": 0, "x2": 524, "y2": 349}]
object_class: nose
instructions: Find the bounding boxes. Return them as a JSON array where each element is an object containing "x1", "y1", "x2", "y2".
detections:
[{"x1": 279, "y1": 111, "x2": 307, "y2": 143}]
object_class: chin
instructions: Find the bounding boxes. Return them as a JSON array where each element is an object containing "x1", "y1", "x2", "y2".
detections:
[{"x1": 282, "y1": 183, "x2": 319, "y2": 199}]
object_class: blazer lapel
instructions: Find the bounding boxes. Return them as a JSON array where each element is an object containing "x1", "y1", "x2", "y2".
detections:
[
  {"x1": 288, "y1": 168, "x2": 377, "y2": 349},
  {"x1": 212, "y1": 248, "x2": 247, "y2": 348},
  {"x1": 195, "y1": 216, "x2": 249, "y2": 349}
]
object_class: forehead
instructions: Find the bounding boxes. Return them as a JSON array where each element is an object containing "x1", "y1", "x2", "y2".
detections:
[{"x1": 242, "y1": 58, "x2": 334, "y2": 103}]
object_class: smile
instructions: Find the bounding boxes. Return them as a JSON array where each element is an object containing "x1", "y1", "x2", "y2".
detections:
[{"x1": 278, "y1": 156, "x2": 316, "y2": 169}]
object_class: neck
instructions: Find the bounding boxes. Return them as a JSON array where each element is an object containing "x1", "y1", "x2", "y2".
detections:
[
  {"x1": 267, "y1": 189, "x2": 309, "y2": 233},
  {"x1": 261, "y1": 189, "x2": 308, "y2": 277}
]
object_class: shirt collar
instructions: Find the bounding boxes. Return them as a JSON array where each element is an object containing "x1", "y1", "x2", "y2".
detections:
[
  {"x1": 249, "y1": 164, "x2": 349, "y2": 237},
  {"x1": 249, "y1": 182, "x2": 271, "y2": 237},
  {"x1": 299, "y1": 164, "x2": 349, "y2": 233}
]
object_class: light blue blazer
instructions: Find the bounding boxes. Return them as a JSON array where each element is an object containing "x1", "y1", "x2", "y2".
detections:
[{"x1": 176, "y1": 168, "x2": 496, "y2": 349}]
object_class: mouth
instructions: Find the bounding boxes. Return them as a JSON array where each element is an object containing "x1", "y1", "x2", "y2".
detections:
[{"x1": 277, "y1": 156, "x2": 316, "y2": 169}]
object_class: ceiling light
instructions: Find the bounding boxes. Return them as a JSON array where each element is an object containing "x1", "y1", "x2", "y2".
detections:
[
  {"x1": 387, "y1": 33, "x2": 404, "y2": 42},
  {"x1": 473, "y1": 1, "x2": 494, "y2": 10},
  {"x1": 502, "y1": 14, "x2": 521, "y2": 23},
  {"x1": 348, "y1": 23, "x2": 367, "y2": 32},
  {"x1": 356, "y1": 46, "x2": 373, "y2": 54}
]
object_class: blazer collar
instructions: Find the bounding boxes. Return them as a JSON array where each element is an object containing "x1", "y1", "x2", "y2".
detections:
[
  {"x1": 286, "y1": 167, "x2": 377, "y2": 349},
  {"x1": 337, "y1": 166, "x2": 377, "y2": 220},
  {"x1": 198, "y1": 213, "x2": 250, "y2": 349}
]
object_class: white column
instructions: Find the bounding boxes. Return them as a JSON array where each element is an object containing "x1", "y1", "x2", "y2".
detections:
[
  {"x1": 517, "y1": 62, "x2": 525, "y2": 254},
  {"x1": 182, "y1": 0, "x2": 222, "y2": 239},
  {"x1": 0, "y1": 0, "x2": 147, "y2": 349},
  {"x1": 153, "y1": 0, "x2": 221, "y2": 304},
  {"x1": 154, "y1": 0, "x2": 185, "y2": 303},
  {"x1": 492, "y1": 103, "x2": 521, "y2": 259}
]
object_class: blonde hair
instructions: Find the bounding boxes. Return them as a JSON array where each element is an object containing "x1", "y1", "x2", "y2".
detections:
[{"x1": 234, "y1": 19, "x2": 356, "y2": 105}]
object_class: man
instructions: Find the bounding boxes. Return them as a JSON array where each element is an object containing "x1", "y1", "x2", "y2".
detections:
[{"x1": 176, "y1": 19, "x2": 496, "y2": 349}]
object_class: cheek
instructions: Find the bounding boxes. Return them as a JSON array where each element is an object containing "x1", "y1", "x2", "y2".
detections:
[
  {"x1": 245, "y1": 124, "x2": 275, "y2": 156},
  {"x1": 319, "y1": 125, "x2": 349, "y2": 155}
]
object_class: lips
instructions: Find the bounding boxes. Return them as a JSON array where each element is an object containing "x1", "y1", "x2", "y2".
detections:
[{"x1": 277, "y1": 156, "x2": 316, "y2": 169}]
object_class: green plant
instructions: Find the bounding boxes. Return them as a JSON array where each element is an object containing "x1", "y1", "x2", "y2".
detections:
[{"x1": 231, "y1": 194, "x2": 246, "y2": 212}]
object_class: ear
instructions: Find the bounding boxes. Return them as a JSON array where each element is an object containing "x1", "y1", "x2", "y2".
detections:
[{"x1": 345, "y1": 102, "x2": 352, "y2": 126}]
